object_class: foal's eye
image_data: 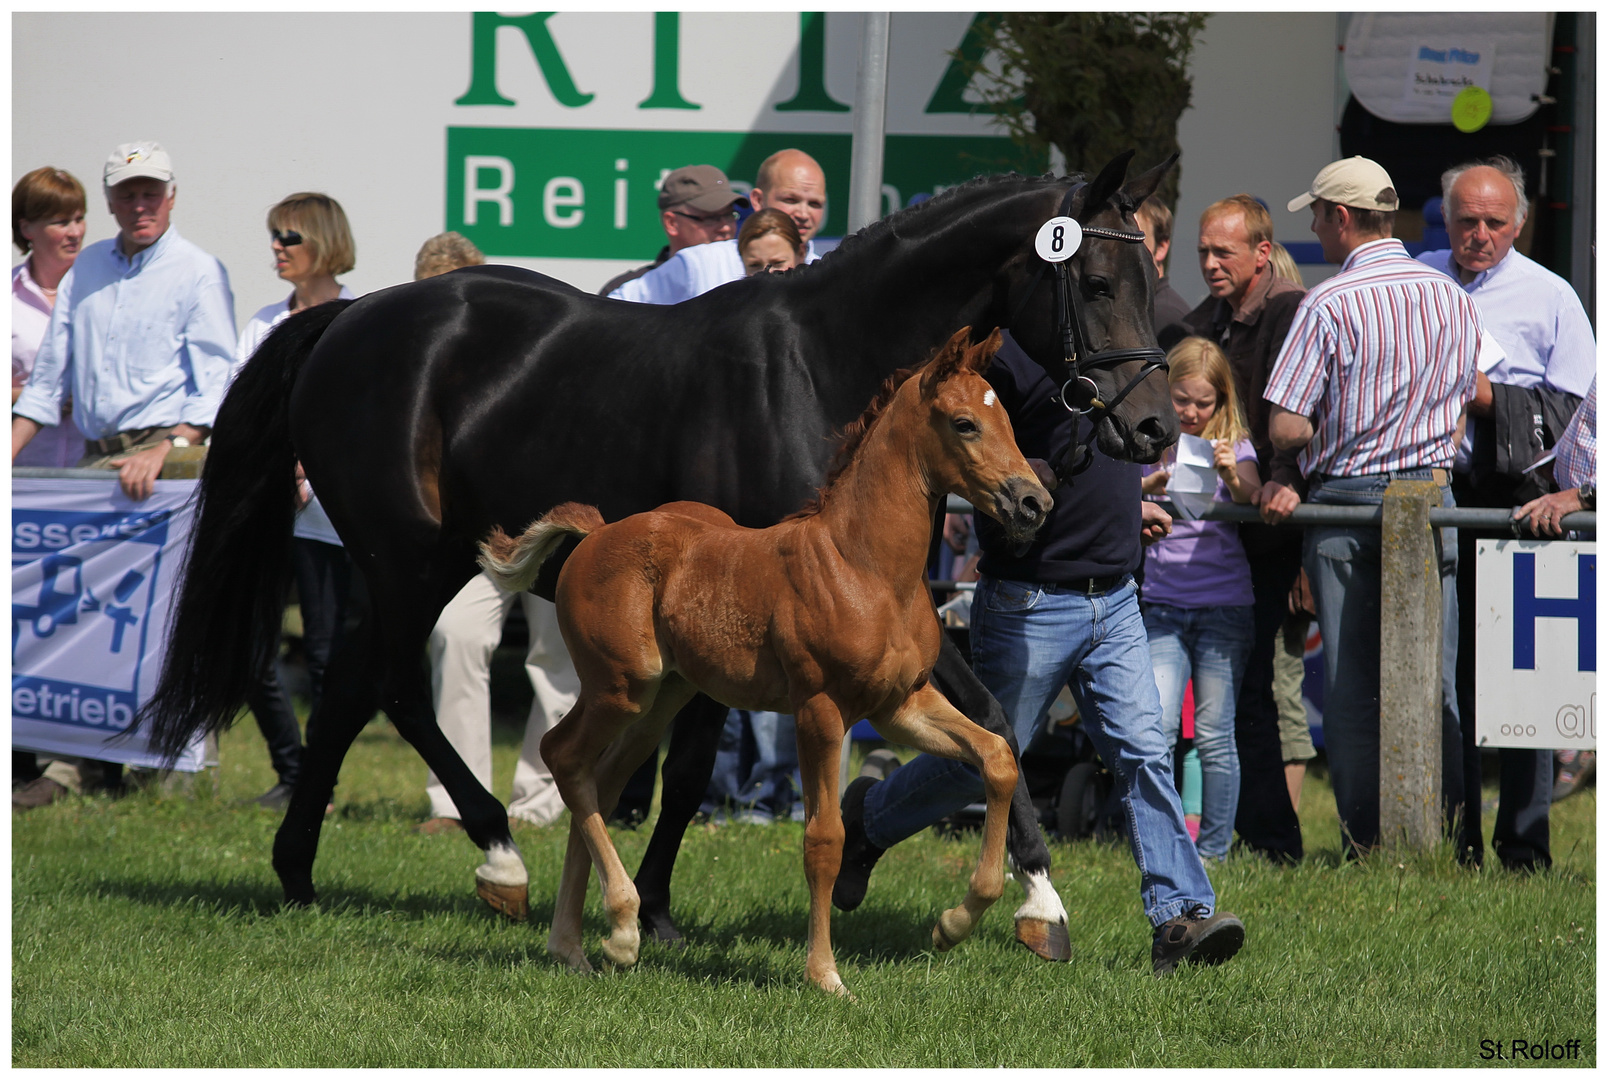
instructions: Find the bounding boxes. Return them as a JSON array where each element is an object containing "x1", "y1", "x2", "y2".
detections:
[{"x1": 953, "y1": 417, "x2": 979, "y2": 435}]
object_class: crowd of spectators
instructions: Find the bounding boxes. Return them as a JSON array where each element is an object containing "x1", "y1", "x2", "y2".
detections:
[{"x1": 11, "y1": 141, "x2": 1595, "y2": 907}]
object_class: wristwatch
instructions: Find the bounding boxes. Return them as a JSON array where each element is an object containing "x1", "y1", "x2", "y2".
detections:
[
  {"x1": 1578, "y1": 481, "x2": 1595, "y2": 511},
  {"x1": 165, "y1": 433, "x2": 191, "y2": 449}
]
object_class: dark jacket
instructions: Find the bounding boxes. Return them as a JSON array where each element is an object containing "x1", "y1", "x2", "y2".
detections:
[
  {"x1": 1464, "y1": 382, "x2": 1583, "y2": 506},
  {"x1": 975, "y1": 334, "x2": 1142, "y2": 584},
  {"x1": 1152, "y1": 277, "x2": 1192, "y2": 335},
  {"x1": 1166, "y1": 271, "x2": 1307, "y2": 491}
]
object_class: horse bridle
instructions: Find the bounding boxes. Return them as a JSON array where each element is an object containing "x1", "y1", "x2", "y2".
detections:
[{"x1": 1007, "y1": 182, "x2": 1169, "y2": 480}]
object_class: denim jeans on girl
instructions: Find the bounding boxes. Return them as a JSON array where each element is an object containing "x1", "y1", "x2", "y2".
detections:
[
  {"x1": 1141, "y1": 601, "x2": 1253, "y2": 860},
  {"x1": 860, "y1": 574, "x2": 1217, "y2": 927}
]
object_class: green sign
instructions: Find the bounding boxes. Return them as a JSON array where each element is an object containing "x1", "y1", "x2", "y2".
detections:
[{"x1": 446, "y1": 126, "x2": 1043, "y2": 259}]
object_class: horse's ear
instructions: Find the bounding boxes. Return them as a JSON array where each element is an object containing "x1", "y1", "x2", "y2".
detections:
[
  {"x1": 1077, "y1": 150, "x2": 1136, "y2": 224},
  {"x1": 965, "y1": 327, "x2": 1003, "y2": 375},
  {"x1": 922, "y1": 325, "x2": 974, "y2": 397},
  {"x1": 1120, "y1": 153, "x2": 1178, "y2": 209}
]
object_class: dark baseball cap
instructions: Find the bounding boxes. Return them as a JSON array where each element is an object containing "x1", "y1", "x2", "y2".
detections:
[{"x1": 658, "y1": 165, "x2": 744, "y2": 212}]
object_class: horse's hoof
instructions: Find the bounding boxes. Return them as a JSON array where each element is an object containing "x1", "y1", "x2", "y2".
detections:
[
  {"x1": 640, "y1": 908, "x2": 685, "y2": 947},
  {"x1": 476, "y1": 878, "x2": 528, "y2": 921},
  {"x1": 601, "y1": 932, "x2": 640, "y2": 970},
  {"x1": 1015, "y1": 917, "x2": 1072, "y2": 962},
  {"x1": 812, "y1": 972, "x2": 856, "y2": 1001}
]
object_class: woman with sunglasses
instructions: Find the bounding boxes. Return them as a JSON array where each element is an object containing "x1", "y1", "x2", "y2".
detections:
[{"x1": 233, "y1": 192, "x2": 357, "y2": 810}]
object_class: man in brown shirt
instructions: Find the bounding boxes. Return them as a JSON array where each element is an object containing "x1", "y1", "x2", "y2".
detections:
[{"x1": 1162, "y1": 194, "x2": 1307, "y2": 864}]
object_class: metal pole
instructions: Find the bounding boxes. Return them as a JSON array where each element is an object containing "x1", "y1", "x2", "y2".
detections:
[
  {"x1": 846, "y1": 12, "x2": 891, "y2": 236},
  {"x1": 1569, "y1": 12, "x2": 1595, "y2": 321}
]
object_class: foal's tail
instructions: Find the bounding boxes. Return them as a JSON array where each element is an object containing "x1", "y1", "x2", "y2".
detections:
[
  {"x1": 131, "y1": 300, "x2": 355, "y2": 763},
  {"x1": 479, "y1": 502, "x2": 605, "y2": 594}
]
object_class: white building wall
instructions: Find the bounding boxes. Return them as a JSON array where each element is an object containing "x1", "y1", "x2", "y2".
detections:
[{"x1": 14, "y1": 12, "x2": 1346, "y2": 326}]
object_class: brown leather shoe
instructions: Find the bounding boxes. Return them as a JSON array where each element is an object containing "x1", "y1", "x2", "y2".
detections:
[
  {"x1": 12, "y1": 776, "x2": 69, "y2": 811},
  {"x1": 416, "y1": 816, "x2": 464, "y2": 835}
]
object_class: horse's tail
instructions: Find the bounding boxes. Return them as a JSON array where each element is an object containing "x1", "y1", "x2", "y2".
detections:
[
  {"x1": 132, "y1": 299, "x2": 355, "y2": 762},
  {"x1": 479, "y1": 502, "x2": 605, "y2": 594}
]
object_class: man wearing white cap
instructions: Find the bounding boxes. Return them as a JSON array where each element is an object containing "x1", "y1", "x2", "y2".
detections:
[
  {"x1": 12, "y1": 141, "x2": 235, "y2": 503},
  {"x1": 11, "y1": 141, "x2": 236, "y2": 810},
  {"x1": 1262, "y1": 156, "x2": 1483, "y2": 857}
]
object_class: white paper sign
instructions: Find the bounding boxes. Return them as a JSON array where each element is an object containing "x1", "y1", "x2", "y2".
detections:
[
  {"x1": 12, "y1": 477, "x2": 208, "y2": 770},
  {"x1": 1164, "y1": 433, "x2": 1220, "y2": 521},
  {"x1": 1475, "y1": 539, "x2": 1596, "y2": 750},
  {"x1": 1404, "y1": 39, "x2": 1495, "y2": 110}
]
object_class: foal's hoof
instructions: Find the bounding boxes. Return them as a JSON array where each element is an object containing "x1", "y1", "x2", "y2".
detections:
[
  {"x1": 476, "y1": 878, "x2": 529, "y2": 922},
  {"x1": 640, "y1": 907, "x2": 686, "y2": 947},
  {"x1": 931, "y1": 910, "x2": 969, "y2": 952},
  {"x1": 1015, "y1": 916, "x2": 1072, "y2": 962}
]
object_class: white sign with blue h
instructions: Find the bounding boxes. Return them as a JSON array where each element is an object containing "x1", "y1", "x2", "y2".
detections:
[
  {"x1": 1476, "y1": 540, "x2": 1596, "y2": 750},
  {"x1": 11, "y1": 478, "x2": 207, "y2": 770}
]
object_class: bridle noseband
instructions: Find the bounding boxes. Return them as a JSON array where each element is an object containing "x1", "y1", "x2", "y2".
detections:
[{"x1": 1007, "y1": 183, "x2": 1169, "y2": 481}]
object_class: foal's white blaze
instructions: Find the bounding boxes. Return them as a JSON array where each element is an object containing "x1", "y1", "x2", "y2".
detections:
[
  {"x1": 474, "y1": 841, "x2": 528, "y2": 886},
  {"x1": 982, "y1": 389, "x2": 997, "y2": 408},
  {"x1": 1013, "y1": 868, "x2": 1068, "y2": 927}
]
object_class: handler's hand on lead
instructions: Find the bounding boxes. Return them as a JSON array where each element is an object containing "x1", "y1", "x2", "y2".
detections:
[
  {"x1": 1140, "y1": 500, "x2": 1172, "y2": 545},
  {"x1": 1257, "y1": 481, "x2": 1300, "y2": 525},
  {"x1": 1027, "y1": 457, "x2": 1060, "y2": 491}
]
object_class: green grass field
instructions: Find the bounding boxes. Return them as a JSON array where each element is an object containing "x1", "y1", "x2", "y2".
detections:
[{"x1": 12, "y1": 713, "x2": 1596, "y2": 1068}]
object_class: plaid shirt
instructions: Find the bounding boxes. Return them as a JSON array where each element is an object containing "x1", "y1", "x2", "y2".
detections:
[
  {"x1": 1264, "y1": 239, "x2": 1482, "y2": 478},
  {"x1": 1553, "y1": 378, "x2": 1597, "y2": 490}
]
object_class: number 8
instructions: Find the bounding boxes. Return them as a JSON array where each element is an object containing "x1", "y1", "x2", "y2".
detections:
[{"x1": 1051, "y1": 225, "x2": 1064, "y2": 252}]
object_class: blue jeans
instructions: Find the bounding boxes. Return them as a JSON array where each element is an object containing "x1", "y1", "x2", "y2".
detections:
[
  {"x1": 1304, "y1": 474, "x2": 1459, "y2": 855},
  {"x1": 862, "y1": 574, "x2": 1216, "y2": 927},
  {"x1": 1141, "y1": 602, "x2": 1253, "y2": 861},
  {"x1": 701, "y1": 709, "x2": 800, "y2": 822}
]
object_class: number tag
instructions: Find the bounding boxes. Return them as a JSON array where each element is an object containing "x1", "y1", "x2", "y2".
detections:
[{"x1": 1034, "y1": 216, "x2": 1081, "y2": 263}]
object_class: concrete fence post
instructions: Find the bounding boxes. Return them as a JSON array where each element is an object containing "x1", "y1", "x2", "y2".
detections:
[{"x1": 1378, "y1": 479, "x2": 1444, "y2": 849}]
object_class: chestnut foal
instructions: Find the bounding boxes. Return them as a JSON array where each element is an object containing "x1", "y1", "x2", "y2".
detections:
[{"x1": 479, "y1": 328, "x2": 1050, "y2": 996}]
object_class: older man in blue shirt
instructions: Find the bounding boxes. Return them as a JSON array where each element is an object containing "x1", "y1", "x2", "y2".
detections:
[
  {"x1": 1418, "y1": 155, "x2": 1595, "y2": 871},
  {"x1": 12, "y1": 141, "x2": 235, "y2": 502}
]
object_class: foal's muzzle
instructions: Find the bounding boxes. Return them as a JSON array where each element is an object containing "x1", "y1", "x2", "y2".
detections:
[{"x1": 995, "y1": 475, "x2": 1053, "y2": 546}]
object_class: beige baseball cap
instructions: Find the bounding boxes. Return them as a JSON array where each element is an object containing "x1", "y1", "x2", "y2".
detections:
[
  {"x1": 1287, "y1": 156, "x2": 1398, "y2": 213},
  {"x1": 104, "y1": 141, "x2": 174, "y2": 187},
  {"x1": 658, "y1": 165, "x2": 743, "y2": 212}
]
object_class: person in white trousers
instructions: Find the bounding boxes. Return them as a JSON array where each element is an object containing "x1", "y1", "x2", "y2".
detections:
[{"x1": 422, "y1": 570, "x2": 577, "y2": 829}]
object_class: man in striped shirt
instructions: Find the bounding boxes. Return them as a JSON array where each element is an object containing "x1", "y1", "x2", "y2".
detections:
[{"x1": 1263, "y1": 157, "x2": 1481, "y2": 857}]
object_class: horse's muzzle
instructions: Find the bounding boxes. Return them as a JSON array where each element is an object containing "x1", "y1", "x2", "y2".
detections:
[{"x1": 995, "y1": 475, "x2": 1053, "y2": 546}]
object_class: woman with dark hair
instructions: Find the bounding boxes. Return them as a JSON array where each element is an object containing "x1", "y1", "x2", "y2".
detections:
[
  {"x1": 233, "y1": 192, "x2": 358, "y2": 810},
  {"x1": 12, "y1": 167, "x2": 86, "y2": 467}
]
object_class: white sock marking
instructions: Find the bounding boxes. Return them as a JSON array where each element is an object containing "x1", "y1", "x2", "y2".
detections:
[
  {"x1": 474, "y1": 841, "x2": 528, "y2": 887},
  {"x1": 1013, "y1": 869, "x2": 1067, "y2": 925}
]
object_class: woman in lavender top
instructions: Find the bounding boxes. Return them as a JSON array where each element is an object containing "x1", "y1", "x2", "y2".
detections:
[{"x1": 1140, "y1": 337, "x2": 1261, "y2": 861}]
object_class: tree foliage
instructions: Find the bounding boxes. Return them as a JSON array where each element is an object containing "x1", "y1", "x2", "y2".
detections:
[{"x1": 961, "y1": 13, "x2": 1208, "y2": 210}]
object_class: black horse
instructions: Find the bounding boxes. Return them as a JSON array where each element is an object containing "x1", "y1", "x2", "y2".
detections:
[{"x1": 136, "y1": 151, "x2": 1178, "y2": 962}]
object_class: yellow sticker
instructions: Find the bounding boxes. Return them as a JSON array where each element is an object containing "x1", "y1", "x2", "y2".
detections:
[{"x1": 1452, "y1": 86, "x2": 1493, "y2": 133}]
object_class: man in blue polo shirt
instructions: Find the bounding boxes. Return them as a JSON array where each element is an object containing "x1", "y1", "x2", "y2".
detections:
[{"x1": 12, "y1": 140, "x2": 235, "y2": 502}]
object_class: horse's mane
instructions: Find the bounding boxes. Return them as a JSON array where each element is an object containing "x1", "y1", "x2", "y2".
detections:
[
  {"x1": 806, "y1": 170, "x2": 1074, "y2": 267},
  {"x1": 783, "y1": 363, "x2": 917, "y2": 521}
]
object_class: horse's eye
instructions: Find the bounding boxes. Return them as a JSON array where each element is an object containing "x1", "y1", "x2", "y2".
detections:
[
  {"x1": 953, "y1": 417, "x2": 978, "y2": 435},
  {"x1": 1085, "y1": 275, "x2": 1112, "y2": 298}
]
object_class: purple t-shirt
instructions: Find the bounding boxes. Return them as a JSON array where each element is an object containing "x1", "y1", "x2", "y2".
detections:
[{"x1": 1142, "y1": 438, "x2": 1255, "y2": 609}]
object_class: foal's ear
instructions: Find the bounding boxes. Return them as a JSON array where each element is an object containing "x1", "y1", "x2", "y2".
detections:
[
  {"x1": 964, "y1": 328, "x2": 1003, "y2": 375},
  {"x1": 921, "y1": 325, "x2": 976, "y2": 397}
]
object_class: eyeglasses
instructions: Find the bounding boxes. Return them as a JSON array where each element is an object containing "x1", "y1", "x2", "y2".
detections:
[
  {"x1": 271, "y1": 229, "x2": 303, "y2": 247},
  {"x1": 671, "y1": 210, "x2": 737, "y2": 227}
]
